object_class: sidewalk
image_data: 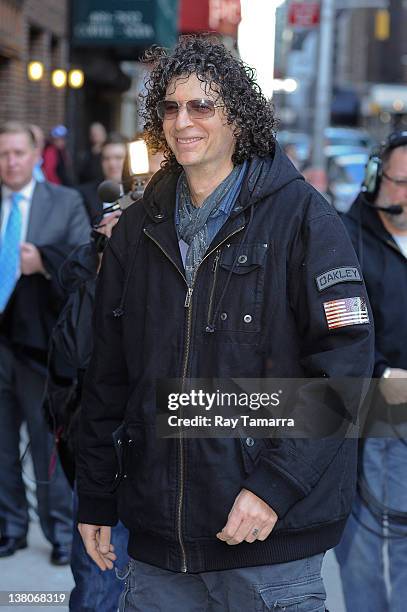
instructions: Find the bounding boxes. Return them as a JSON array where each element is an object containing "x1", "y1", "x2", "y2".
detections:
[
  {"x1": 0, "y1": 522, "x2": 73, "y2": 611},
  {"x1": 0, "y1": 520, "x2": 345, "y2": 611}
]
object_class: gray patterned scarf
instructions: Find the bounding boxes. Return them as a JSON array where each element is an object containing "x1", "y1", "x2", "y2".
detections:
[{"x1": 176, "y1": 165, "x2": 243, "y2": 285}]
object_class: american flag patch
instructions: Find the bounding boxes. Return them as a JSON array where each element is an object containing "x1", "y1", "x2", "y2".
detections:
[{"x1": 323, "y1": 297, "x2": 369, "y2": 330}]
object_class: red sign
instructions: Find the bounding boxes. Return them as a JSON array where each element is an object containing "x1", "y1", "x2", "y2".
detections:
[
  {"x1": 288, "y1": 2, "x2": 320, "y2": 28},
  {"x1": 179, "y1": 1, "x2": 210, "y2": 33},
  {"x1": 179, "y1": 0, "x2": 241, "y2": 37}
]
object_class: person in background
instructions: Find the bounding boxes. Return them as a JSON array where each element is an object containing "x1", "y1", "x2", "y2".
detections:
[
  {"x1": 0, "y1": 121, "x2": 90, "y2": 565},
  {"x1": 45, "y1": 134, "x2": 130, "y2": 609},
  {"x1": 335, "y1": 131, "x2": 407, "y2": 612},
  {"x1": 30, "y1": 124, "x2": 46, "y2": 183},
  {"x1": 43, "y1": 125, "x2": 75, "y2": 186},
  {"x1": 302, "y1": 166, "x2": 330, "y2": 200},
  {"x1": 78, "y1": 122, "x2": 107, "y2": 184},
  {"x1": 77, "y1": 36, "x2": 373, "y2": 611},
  {"x1": 45, "y1": 208, "x2": 128, "y2": 611},
  {"x1": 78, "y1": 133, "x2": 127, "y2": 223}
]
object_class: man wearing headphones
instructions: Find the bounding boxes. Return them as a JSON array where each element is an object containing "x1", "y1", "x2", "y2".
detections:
[{"x1": 336, "y1": 131, "x2": 407, "y2": 612}]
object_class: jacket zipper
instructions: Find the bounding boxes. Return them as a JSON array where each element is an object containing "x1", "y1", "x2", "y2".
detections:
[
  {"x1": 206, "y1": 249, "x2": 221, "y2": 329},
  {"x1": 144, "y1": 225, "x2": 245, "y2": 572}
]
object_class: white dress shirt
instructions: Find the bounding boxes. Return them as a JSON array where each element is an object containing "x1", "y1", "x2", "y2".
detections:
[
  {"x1": 393, "y1": 233, "x2": 407, "y2": 258},
  {"x1": 1, "y1": 179, "x2": 36, "y2": 242}
]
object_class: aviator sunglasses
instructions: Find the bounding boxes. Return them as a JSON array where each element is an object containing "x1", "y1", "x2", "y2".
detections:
[{"x1": 156, "y1": 98, "x2": 224, "y2": 120}]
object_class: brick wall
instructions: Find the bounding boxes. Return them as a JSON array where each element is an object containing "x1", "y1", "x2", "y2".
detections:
[{"x1": 0, "y1": 0, "x2": 69, "y2": 134}]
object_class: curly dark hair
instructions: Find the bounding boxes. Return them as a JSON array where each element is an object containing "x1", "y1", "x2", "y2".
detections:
[{"x1": 140, "y1": 35, "x2": 276, "y2": 172}]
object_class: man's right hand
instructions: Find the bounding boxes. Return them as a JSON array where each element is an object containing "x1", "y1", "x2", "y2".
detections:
[
  {"x1": 78, "y1": 523, "x2": 116, "y2": 571},
  {"x1": 379, "y1": 368, "x2": 407, "y2": 405}
]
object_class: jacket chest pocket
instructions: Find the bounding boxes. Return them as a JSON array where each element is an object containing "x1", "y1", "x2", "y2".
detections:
[{"x1": 206, "y1": 242, "x2": 268, "y2": 334}]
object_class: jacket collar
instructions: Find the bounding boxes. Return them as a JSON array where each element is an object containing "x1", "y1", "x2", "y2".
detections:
[
  {"x1": 141, "y1": 151, "x2": 284, "y2": 223},
  {"x1": 348, "y1": 194, "x2": 398, "y2": 246},
  {"x1": 26, "y1": 182, "x2": 54, "y2": 244}
]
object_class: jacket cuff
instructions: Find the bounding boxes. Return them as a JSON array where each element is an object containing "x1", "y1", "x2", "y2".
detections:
[
  {"x1": 77, "y1": 494, "x2": 118, "y2": 526},
  {"x1": 243, "y1": 461, "x2": 306, "y2": 519}
]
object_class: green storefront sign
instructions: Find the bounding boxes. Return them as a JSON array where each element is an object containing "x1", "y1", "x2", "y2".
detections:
[{"x1": 72, "y1": 0, "x2": 178, "y2": 48}]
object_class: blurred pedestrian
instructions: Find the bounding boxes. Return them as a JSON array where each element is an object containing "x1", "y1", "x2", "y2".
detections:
[
  {"x1": 45, "y1": 208, "x2": 128, "y2": 611},
  {"x1": 43, "y1": 125, "x2": 75, "y2": 186},
  {"x1": 283, "y1": 143, "x2": 301, "y2": 170},
  {"x1": 78, "y1": 132, "x2": 127, "y2": 223},
  {"x1": 0, "y1": 121, "x2": 90, "y2": 565},
  {"x1": 302, "y1": 166, "x2": 330, "y2": 201},
  {"x1": 335, "y1": 131, "x2": 407, "y2": 612},
  {"x1": 78, "y1": 122, "x2": 107, "y2": 184},
  {"x1": 29, "y1": 124, "x2": 46, "y2": 183},
  {"x1": 77, "y1": 35, "x2": 373, "y2": 611}
]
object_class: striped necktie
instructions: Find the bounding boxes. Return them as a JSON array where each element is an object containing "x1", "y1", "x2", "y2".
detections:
[{"x1": 0, "y1": 192, "x2": 23, "y2": 312}]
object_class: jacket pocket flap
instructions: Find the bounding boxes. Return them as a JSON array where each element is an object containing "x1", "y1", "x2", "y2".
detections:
[{"x1": 220, "y1": 243, "x2": 268, "y2": 274}]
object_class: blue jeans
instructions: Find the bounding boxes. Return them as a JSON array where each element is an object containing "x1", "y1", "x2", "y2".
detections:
[
  {"x1": 335, "y1": 438, "x2": 407, "y2": 612},
  {"x1": 117, "y1": 553, "x2": 326, "y2": 611},
  {"x1": 69, "y1": 487, "x2": 130, "y2": 612}
]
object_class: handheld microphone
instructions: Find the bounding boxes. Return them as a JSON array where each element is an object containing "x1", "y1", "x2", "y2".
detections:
[
  {"x1": 97, "y1": 180, "x2": 142, "y2": 215},
  {"x1": 360, "y1": 192, "x2": 403, "y2": 215}
]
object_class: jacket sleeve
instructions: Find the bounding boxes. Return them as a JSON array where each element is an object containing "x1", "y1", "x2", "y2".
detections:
[
  {"x1": 37, "y1": 244, "x2": 76, "y2": 301},
  {"x1": 339, "y1": 211, "x2": 387, "y2": 378},
  {"x1": 243, "y1": 202, "x2": 375, "y2": 518},
  {"x1": 76, "y1": 223, "x2": 128, "y2": 526},
  {"x1": 64, "y1": 190, "x2": 91, "y2": 247},
  {"x1": 52, "y1": 279, "x2": 96, "y2": 370}
]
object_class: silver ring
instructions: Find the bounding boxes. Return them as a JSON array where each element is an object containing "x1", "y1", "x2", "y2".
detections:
[{"x1": 252, "y1": 528, "x2": 259, "y2": 538}]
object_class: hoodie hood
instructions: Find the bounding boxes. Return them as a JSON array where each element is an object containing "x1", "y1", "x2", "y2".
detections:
[
  {"x1": 142, "y1": 141, "x2": 304, "y2": 222},
  {"x1": 239, "y1": 141, "x2": 304, "y2": 206}
]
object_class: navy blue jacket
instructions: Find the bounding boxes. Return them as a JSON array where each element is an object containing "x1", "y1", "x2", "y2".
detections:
[
  {"x1": 77, "y1": 146, "x2": 374, "y2": 573},
  {"x1": 342, "y1": 195, "x2": 407, "y2": 424}
]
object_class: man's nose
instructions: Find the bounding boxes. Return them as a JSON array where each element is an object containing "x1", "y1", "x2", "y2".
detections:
[
  {"x1": 7, "y1": 154, "x2": 18, "y2": 166},
  {"x1": 174, "y1": 105, "x2": 194, "y2": 130},
  {"x1": 397, "y1": 184, "x2": 407, "y2": 201}
]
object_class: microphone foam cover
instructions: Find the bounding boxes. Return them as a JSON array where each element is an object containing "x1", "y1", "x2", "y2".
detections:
[{"x1": 97, "y1": 180, "x2": 121, "y2": 203}]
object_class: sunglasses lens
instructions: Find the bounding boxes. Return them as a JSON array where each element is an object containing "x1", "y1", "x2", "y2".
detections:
[
  {"x1": 157, "y1": 101, "x2": 179, "y2": 119},
  {"x1": 157, "y1": 99, "x2": 217, "y2": 120},
  {"x1": 187, "y1": 99, "x2": 215, "y2": 118}
]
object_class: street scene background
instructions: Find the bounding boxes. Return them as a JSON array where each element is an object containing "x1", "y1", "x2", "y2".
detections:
[{"x1": 0, "y1": 0, "x2": 406, "y2": 610}]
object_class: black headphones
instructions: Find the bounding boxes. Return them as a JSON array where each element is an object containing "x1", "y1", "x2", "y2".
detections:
[{"x1": 362, "y1": 130, "x2": 407, "y2": 201}]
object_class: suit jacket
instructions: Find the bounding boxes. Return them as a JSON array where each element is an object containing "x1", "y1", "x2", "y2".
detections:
[
  {"x1": 0, "y1": 181, "x2": 90, "y2": 361},
  {"x1": 77, "y1": 181, "x2": 104, "y2": 224}
]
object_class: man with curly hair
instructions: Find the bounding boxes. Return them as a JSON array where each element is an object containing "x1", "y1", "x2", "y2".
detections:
[{"x1": 77, "y1": 36, "x2": 373, "y2": 610}]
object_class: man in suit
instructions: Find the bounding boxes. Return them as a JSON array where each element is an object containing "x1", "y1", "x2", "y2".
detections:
[
  {"x1": 78, "y1": 133, "x2": 127, "y2": 224},
  {"x1": 0, "y1": 121, "x2": 90, "y2": 564}
]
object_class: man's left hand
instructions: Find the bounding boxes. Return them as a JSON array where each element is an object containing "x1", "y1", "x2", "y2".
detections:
[
  {"x1": 216, "y1": 488, "x2": 278, "y2": 545},
  {"x1": 20, "y1": 242, "x2": 47, "y2": 276},
  {"x1": 95, "y1": 211, "x2": 121, "y2": 239}
]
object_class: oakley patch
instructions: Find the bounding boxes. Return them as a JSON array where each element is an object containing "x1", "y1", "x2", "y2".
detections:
[
  {"x1": 324, "y1": 297, "x2": 369, "y2": 330},
  {"x1": 316, "y1": 267, "x2": 361, "y2": 292}
]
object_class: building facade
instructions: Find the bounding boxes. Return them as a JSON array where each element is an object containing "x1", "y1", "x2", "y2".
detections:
[{"x1": 0, "y1": 0, "x2": 69, "y2": 132}]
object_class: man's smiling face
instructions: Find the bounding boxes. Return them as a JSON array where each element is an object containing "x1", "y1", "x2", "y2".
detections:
[{"x1": 162, "y1": 74, "x2": 236, "y2": 176}]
